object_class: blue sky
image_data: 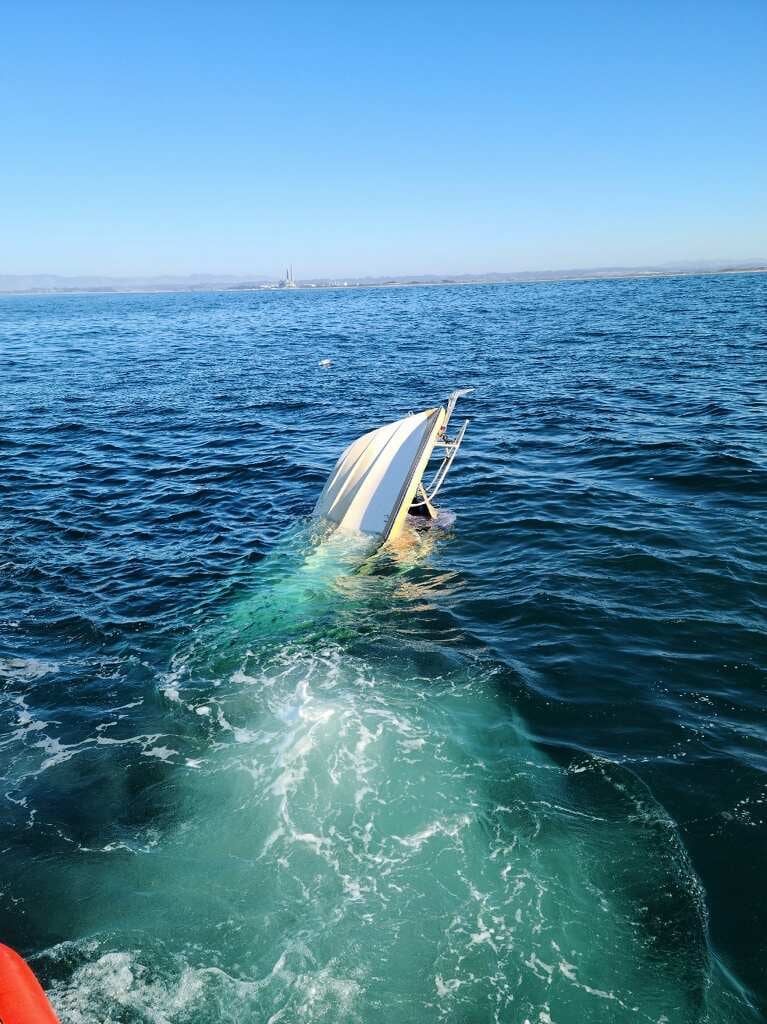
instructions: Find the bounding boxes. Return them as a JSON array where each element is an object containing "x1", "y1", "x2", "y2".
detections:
[{"x1": 1, "y1": 0, "x2": 764, "y2": 277}]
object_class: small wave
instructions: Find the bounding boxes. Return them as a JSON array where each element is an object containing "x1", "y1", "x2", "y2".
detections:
[{"x1": 0, "y1": 656, "x2": 60, "y2": 682}]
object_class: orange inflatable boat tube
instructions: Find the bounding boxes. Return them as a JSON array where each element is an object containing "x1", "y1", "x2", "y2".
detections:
[{"x1": 0, "y1": 944, "x2": 59, "y2": 1024}]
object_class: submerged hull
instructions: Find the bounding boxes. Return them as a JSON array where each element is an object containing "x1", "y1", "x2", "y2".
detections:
[
  {"x1": 314, "y1": 407, "x2": 446, "y2": 543},
  {"x1": 314, "y1": 390, "x2": 472, "y2": 545}
]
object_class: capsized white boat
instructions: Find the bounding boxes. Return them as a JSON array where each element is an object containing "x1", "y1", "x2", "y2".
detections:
[{"x1": 314, "y1": 388, "x2": 473, "y2": 544}]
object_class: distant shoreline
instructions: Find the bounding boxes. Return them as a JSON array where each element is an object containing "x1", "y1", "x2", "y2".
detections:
[{"x1": 1, "y1": 264, "x2": 765, "y2": 297}]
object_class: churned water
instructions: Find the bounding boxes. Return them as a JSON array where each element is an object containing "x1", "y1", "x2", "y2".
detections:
[{"x1": 1, "y1": 275, "x2": 765, "y2": 1023}]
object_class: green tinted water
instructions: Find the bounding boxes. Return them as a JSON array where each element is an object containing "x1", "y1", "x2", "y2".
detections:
[
  {"x1": 4, "y1": 279, "x2": 764, "y2": 1022},
  {"x1": 41, "y1": 525, "x2": 748, "y2": 1022}
]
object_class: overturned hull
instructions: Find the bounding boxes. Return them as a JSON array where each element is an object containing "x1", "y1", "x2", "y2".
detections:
[{"x1": 314, "y1": 390, "x2": 472, "y2": 544}]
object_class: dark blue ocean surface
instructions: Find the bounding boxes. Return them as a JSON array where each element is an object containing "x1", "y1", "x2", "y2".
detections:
[{"x1": 1, "y1": 275, "x2": 765, "y2": 1023}]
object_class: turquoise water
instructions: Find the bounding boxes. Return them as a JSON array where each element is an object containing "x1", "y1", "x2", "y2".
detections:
[{"x1": 1, "y1": 276, "x2": 765, "y2": 1022}]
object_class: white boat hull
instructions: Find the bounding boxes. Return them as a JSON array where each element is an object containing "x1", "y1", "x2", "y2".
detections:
[{"x1": 314, "y1": 390, "x2": 472, "y2": 544}]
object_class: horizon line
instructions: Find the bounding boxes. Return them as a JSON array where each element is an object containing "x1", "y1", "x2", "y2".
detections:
[{"x1": 1, "y1": 256, "x2": 766, "y2": 287}]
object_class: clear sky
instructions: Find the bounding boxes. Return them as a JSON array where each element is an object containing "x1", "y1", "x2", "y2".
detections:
[{"x1": 1, "y1": 0, "x2": 764, "y2": 278}]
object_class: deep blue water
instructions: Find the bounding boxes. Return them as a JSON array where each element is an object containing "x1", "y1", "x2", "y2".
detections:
[{"x1": 1, "y1": 275, "x2": 765, "y2": 1023}]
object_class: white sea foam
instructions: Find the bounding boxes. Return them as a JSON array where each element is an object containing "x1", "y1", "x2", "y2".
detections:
[
  {"x1": 18, "y1": 526, "x2": 740, "y2": 1023},
  {"x1": 0, "y1": 656, "x2": 59, "y2": 680}
]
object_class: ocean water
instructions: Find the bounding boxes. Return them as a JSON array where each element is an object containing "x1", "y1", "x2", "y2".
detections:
[{"x1": 1, "y1": 274, "x2": 765, "y2": 1023}]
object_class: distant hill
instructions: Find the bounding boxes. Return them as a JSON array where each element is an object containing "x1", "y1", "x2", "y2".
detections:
[
  {"x1": 0, "y1": 274, "x2": 269, "y2": 293},
  {"x1": 0, "y1": 261, "x2": 765, "y2": 294}
]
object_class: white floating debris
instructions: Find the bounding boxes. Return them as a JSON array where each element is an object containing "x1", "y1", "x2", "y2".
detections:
[{"x1": 319, "y1": 358, "x2": 333, "y2": 367}]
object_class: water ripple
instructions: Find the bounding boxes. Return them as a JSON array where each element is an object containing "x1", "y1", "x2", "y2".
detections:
[{"x1": 1, "y1": 275, "x2": 765, "y2": 1021}]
